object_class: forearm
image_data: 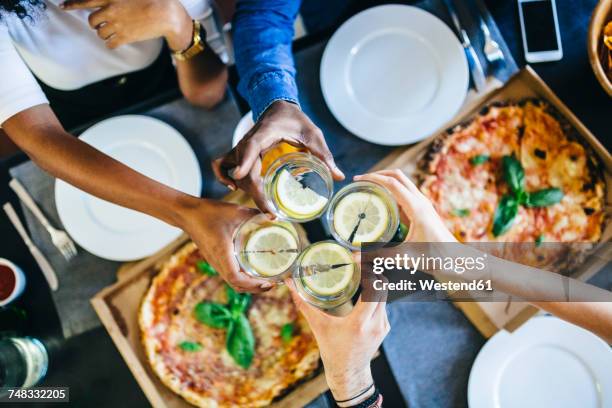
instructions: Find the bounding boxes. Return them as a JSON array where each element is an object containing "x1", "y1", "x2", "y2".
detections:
[
  {"x1": 4, "y1": 106, "x2": 200, "y2": 229},
  {"x1": 233, "y1": 0, "x2": 301, "y2": 119},
  {"x1": 531, "y1": 302, "x2": 612, "y2": 344},
  {"x1": 434, "y1": 244, "x2": 612, "y2": 342}
]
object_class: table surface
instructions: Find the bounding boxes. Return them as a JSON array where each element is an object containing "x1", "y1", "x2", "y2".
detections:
[{"x1": 0, "y1": 0, "x2": 609, "y2": 407}]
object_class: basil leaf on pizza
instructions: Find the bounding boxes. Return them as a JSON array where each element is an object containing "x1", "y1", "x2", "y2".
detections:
[
  {"x1": 502, "y1": 155, "x2": 525, "y2": 194},
  {"x1": 194, "y1": 302, "x2": 232, "y2": 329},
  {"x1": 470, "y1": 154, "x2": 490, "y2": 165},
  {"x1": 196, "y1": 261, "x2": 218, "y2": 276},
  {"x1": 281, "y1": 323, "x2": 295, "y2": 344},
  {"x1": 226, "y1": 314, "x2": 255, "y2": 369},
  {"x1": 179, "y1": 341, "x2": 202, "y2": 352},
  {"x1": 493, "y1": 194, "x2": 519, "y2": 237},
  {"x1": 525, "y1": 188, "x2": 564, "y2": 207}
]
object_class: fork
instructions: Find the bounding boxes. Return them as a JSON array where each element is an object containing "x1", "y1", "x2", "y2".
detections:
[
  {"x1": 476, "y1": 1, "x2": 504, "y2": 64},
  {"x1": 9, "y1": 179, "x2": 77, "y2": 261}
]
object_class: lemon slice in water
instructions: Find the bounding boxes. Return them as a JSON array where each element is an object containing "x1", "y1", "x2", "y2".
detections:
[
  {"x1": 245, "y1": 225, "x2": 298, "y2": 276},
  {"x1": 333, "y1": 192, "x2": 389, "y2": 245},
  {"x1": 274, "y1": 169, "x2": 328, "y2": 218},
  {"x1": 302, "y1": 242, "x2": 354, "y2": 296}
]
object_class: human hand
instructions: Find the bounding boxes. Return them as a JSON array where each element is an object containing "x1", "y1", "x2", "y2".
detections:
[
  {"x1": 212, "y1": 101, "x2": 345, "y2": 213},
  {"x1": 285, "y1": 278, "x2": 388, "y2": 405},
  {"x1": 355, "y1": 170, "x2": 457, "y2": 243},
  {"x1": 178, "y1": 199, "x2": 274, "y2": 293},
  {"x1": 61, "y1": 0, "x2": 193, "y2": 51}
]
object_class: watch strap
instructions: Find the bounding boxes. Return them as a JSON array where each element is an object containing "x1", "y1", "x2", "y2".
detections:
[{"x1": 172, "y1": 20, "x2": 205, "y2": 61}]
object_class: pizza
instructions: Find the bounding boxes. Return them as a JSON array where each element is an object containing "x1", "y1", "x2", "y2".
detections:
[
  {"x1": 139, "y1": 242, "x2": 320, "y2": 408},
  {"x1": 419, "y1": 100, "x2": 606, "y2": 245}
]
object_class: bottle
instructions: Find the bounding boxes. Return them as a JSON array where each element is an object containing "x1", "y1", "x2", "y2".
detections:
[{"x1": 0, "y1": 337, "x2": 48, "y2": 396}]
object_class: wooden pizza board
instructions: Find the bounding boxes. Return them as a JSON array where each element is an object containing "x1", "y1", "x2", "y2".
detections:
[{"x1": 367, "y1": 67, "x2": 612, "y2": 338}]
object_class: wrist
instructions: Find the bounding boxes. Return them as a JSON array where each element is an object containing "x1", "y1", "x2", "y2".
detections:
[
  {"x1": 165, "y1": 1, "x2": 193, "y2": 52},
  {"x1": 327, "y1": 367, "x2": 373, "y2": 405},
  {"x1": 171, "y1": 194, "x2": 208, "y2": 230}
]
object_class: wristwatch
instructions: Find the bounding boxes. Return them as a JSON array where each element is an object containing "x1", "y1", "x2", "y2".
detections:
[{"x1": 172, "y1": 20, "x2": 206, "y2": 61}]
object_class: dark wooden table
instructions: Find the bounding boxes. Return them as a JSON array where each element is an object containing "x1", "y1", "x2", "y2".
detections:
[{"x1": 0, "y1": 0, "x2": 608, "y2": 406}]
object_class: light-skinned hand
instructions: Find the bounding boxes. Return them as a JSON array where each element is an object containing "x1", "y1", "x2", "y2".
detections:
[
  {"x1": 355, "y1": 170, "x2": 457, "y2": 243},
  {"x1": 285, "y1": 278, "x2": 388, "y2": 405}
]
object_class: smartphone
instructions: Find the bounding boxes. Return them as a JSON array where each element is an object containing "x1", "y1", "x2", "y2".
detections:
[{"x1": 517, "y1": 0, "x2": 563, "y2": 63}]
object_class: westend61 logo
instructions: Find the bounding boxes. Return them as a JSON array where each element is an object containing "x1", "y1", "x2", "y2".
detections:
[{"x1": 371, "y1": 253, "x2": 488, "y2": 275}]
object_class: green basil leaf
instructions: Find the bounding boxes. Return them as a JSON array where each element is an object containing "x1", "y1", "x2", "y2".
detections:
[
  {"x1": 194, "y1": 302, "x2": 231, "y2": 329},
  {"x1": 226, "y1": 284, "x2": 238, "y2": 305},
  {"x1": 179, "y1": 341, "x2": 202, "y2": 352},
  {"x1": 525, "y1": 188, "x2": 564, "y2": 207},
  {"x1": 226, "y1": 314, "x2": 255, "y2": 369},
  {"x1": 492, "y1": 195, "x2": 519, "y2": 237},
  {"x1": 470, "y1": 154, "x2": 490, "y2": 165},
  {"x1": 452, "y1": 208, "x2": 470, "y2": 217},
  {"x1": 225, "y1": 285, "x2": 251, "y2": 315},
  {"x1": 502, "y1": 155, "x2": 525, "y2": 194},
  {"x1": 280, "y1": 323, "x2": 294, "y2": 344},
  {"x1": 535, "y1": 234, "x2": 544, "y2": 247},
  {"x1": 196, "y1": 261, "x2": 218, "y2": 276}
]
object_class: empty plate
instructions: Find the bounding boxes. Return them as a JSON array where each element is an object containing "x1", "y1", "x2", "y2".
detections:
[
  {"x1": 55, "y1": 115, "x2": 202, "y2": 261},
  {"x1": 468, "y1": 316, "x2": 612, "y2": 408},
  {"x1": 320, "y1": 5, "x2": 468, "y2": 146}
]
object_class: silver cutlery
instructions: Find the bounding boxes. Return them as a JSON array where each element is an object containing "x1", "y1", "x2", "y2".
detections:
[
  {"x1": 444, "y1": 0, "x2": 487, "y2": 93},
  {"x1": 475, "y1": 0, "x2": 504, "y2": 64},
  {"x1": 4, "y1": 202, "x2": 59, "y2": 291},
  {"x1": 9, "y1": 178, "x2": 77, "y2": 261}
]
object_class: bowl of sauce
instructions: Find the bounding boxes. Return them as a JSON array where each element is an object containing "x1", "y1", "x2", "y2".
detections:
[{"x1": 0, "y1": 259, "x2": 25, "y2": 307}]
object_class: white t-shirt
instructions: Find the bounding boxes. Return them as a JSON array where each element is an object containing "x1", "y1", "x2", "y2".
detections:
[{"x1": 0, "y1": 0, "x2": 224, "y2": 125}]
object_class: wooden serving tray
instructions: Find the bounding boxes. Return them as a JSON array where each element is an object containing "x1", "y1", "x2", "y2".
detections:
[
  {"x1": 368, "y1": 67, "x2": 612, "y2": 338},
  {"x1": 91, "y1": 191, "x2": 331, "y2": 408}
]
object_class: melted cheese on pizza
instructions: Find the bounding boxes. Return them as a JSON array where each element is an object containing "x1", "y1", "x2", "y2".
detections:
[
  {"x1": 139, "y1": 243, "x2": 320, "y2": 408},
  {"x1": 420, "y1": 101, "x2": 605, "y2": 244}
]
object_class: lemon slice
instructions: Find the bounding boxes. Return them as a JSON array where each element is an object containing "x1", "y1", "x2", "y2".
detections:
[
  {"x1": 274, "y1": 169, "x2": 328, "y2": 218},
  {"x1": 302, "y1": 242, "x2": 354, "y2": 296},
  {"x1": 245, "y1": 226, "x2": 298, "y2": 276},
  {"x1": 333, "y1": 192, "x2": 389, "y2": 245}
]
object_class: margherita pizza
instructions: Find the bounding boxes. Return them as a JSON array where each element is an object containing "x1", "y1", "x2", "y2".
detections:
[
  {"x1": 419, "y1": 100, "x2": 606, "y2": 244},
  {"x1": 139, "y1": 242, "x2": 320, "y2": 408}
]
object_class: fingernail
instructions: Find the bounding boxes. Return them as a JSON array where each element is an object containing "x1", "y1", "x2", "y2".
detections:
[
  {"x1": 260, "y1": 282, "x2": 273, "y2": 290},
  {"x1": 228, "y1": 184, "x2": 236, "y2": 191}
]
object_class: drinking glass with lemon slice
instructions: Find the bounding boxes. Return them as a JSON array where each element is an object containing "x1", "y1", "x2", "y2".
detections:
[
  {"x1": 234, "y1": 214, "x2": 305, "y2": 280},
  {"x1": 292, "y1": 241, "x2": 360, "y2": 309},
  {"x1": 327, "y1": 181, "x2": 399, "y2": 251},
  {"x1": 264, "y1": 152, "x2": 333, "y2": 222}
]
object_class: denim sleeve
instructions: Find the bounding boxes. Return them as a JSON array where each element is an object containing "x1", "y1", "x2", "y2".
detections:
[{"x1": 233, "y1": 0, "x2": 302, "y2": 120}]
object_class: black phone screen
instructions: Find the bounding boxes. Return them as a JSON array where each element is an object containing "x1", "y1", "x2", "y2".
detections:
[{"x1": 521, "y1": 0, "x2": 559, "y2": 52}]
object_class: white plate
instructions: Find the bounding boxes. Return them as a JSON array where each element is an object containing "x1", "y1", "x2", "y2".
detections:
[
  {"x1": 55, "y1": 115, "x2": 202, "y2": 261},
  {"x1": 232, "y1": 111, "x2": 254, "y2": 148},
  {"x1": 468, "y1": 316, "x2": 612, "y2": 408},
  {"x1": 320, "y1": 5, "x2": 468, "y2": 146}
]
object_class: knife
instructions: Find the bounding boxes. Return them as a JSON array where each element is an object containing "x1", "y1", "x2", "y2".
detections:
[
  {"x1": 3, "y1": 202, "x2": 59, "y2": 291},
  {"x1": 443, "y1": 0, "x2": 487, "y2": 93}
]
